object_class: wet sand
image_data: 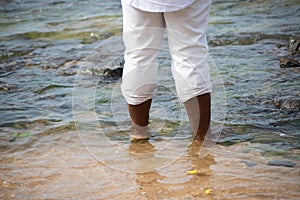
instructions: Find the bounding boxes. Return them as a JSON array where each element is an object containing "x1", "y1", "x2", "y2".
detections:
[{"x1": 1, "y1": 130, "x2": 299, "y2": 199}]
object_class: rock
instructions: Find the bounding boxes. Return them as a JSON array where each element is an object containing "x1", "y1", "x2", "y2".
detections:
[
  {"x1": 61, "y1": 60, "x2": 78, "y2": 69},
  {"x1": 100, "y1": 32, "x2": 114, "y2": 39},
  {"x1": 266, "y1": 160, "x2": 296, "y2": 167},
  {"x1": 280, "y1": 58, "x2": 300, "y2": 68},
  {"x1": 217, "y1": 133, "x2": 252, "y2": 146},
  {"x1": 279, "y1": 36, "x2": 300, "y2": 68},
  {"x1": 0, "y1": 84, "x2": 15, "y2": 91},
  {"x1": 9, "y1": 136, "x2": 16, "y2": 142},
  {"x1": 103, "y1": 67, "x2": 123, "y2": 79},
  {"x1": 288, "y1": 36, "x2": 300, "y2": 55},
  {"x1": 274, "y1": 98, "x2": 300, "y2": 111},
  {"x1": 221, "y1": 126, "x2": 235, "y2": 135}
]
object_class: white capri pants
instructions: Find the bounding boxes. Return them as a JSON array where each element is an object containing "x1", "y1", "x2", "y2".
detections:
[{"x1": 121, "y1": 0, "x2": 212, "y2": 105}]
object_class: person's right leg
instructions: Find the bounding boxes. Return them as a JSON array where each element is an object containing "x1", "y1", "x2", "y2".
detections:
[{"x1": 121, "y1": 0, "x2": 165, "y2": 140}]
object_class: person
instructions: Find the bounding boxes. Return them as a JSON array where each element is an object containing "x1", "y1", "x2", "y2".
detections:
[{"x1": 121, "y1": 0, "x2": 212, "y2": 142}]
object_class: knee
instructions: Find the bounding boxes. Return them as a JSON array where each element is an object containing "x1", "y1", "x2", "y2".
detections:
[
  {"x1": 121, "y1": 56, "x2": 158, "y2": 105},
  {"x1": 121, "y1": 82, "x2": 157, "y2": 105}
]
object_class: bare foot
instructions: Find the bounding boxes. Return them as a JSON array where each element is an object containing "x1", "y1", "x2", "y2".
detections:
[
  {"x1": 193, "y1": 134, "x2": 204, "y2": 145},
  {"x1": 130, "y1": 136, "x2": 149, "y2": 143}
]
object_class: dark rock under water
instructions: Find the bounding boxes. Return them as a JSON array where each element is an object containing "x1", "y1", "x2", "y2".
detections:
[
  {"x1": 267, "y1": 160, "x2": 296, "y2": 168},
  {"x1": 280, "y1": 36, "x2": 300, "y2": 68},
  {"x1": 103, "y1": 67, "x2": 123, "y2": 79}
]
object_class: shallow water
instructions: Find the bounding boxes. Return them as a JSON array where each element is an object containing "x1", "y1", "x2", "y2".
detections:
[{"x1": 1, "y1": 0, "x2": 300, "y2": 199}]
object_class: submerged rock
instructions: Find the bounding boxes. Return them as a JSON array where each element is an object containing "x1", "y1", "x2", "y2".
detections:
[
  {"x1": 266, "y1": 160, "x2": 296, "y2": 168},
  {"x1": 273, "y1": 98, "x2": 300, "y2": 112},
  {"x1": 101, "y1": 56, "x2": 124, "y2": 81},
  {"x1": 280, "y1": 36, "x2": 300, "y2": 68},
  {"x1": 288, "y1": 36, "x2": 300, "y2": 55},
  {"x1": 280, "y1": 58, "x2": 300, "y2": 68},
  {"x1": 103, "y1": 67, "x2": 123, "y2": 79}
]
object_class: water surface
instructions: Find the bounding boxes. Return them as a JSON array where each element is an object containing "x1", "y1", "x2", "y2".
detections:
[{"x1": 1, "y1": 0, "x2": 299, "y2": 199}]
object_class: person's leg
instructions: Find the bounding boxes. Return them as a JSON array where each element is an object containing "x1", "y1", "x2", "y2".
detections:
[
  {"x1": 128, "y1": 99, "x2": 152, "y2": 127},
  {"x1": 128, "y1": 99, "x2": 152, "y2": 141},
  {"x1": 164, "y1": 0, "x2": 212, "y2": 142},
  {"x1": 184, "y1": 93, "x2": 211, "y2": 142},
  {"x1": 121, "y1": 0, "x2": 165, "y2": 140}
]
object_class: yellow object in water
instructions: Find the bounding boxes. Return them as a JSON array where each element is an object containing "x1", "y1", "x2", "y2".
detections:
[
  {"x1": 205, "y1": 189, "x2": 212, "y2": 195},
  {"x1": 187, "y1": 169, "x2": 198, "y2": 175}
]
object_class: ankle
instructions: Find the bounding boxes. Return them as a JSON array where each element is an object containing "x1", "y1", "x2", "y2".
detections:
[{"x1": 131, "y1": 121, "x2": 151, "y2": 139}]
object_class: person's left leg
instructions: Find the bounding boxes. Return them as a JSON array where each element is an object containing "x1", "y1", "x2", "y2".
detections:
[
  {"x1": 184, "y1": 93, "x2": 211, "y2": 142},
  {"x1": 164, "y1": 0, "x2": 212, "y2": 142}
]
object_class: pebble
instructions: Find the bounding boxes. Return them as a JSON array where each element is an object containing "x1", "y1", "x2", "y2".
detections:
[
  {"x1": 204, "y1": 189, "x2": 212, "y2": 195},
  {"x1": 187, "y1": 169, "x2": 198, "y2": 175},
  {"x1": 266, "y1": 160, "x2": 296, "y2": 168}
]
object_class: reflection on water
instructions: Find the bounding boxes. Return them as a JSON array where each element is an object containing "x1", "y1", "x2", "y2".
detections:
[{"x1": 1, "y1": 0, "x2": 300, "y2": 199}]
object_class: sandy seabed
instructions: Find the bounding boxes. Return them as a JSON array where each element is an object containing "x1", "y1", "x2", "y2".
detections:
[{"x1": 1, "y1": 130, "x2": 299, "y2": 200}]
